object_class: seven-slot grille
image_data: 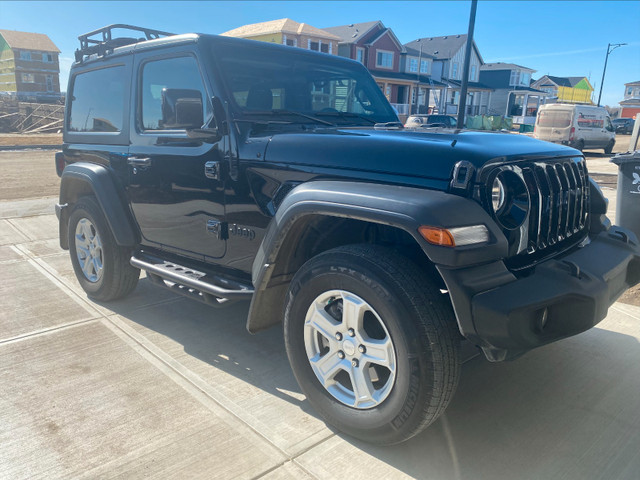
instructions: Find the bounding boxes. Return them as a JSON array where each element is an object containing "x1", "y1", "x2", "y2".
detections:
[{"x1": 521, "y1": 157, "x2": 589, "y2": 254}]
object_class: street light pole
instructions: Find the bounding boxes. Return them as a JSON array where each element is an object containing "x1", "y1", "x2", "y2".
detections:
[
  {"x1": 457, "y1": 0, "x2": 478, "y2": 128},
  {"x1": 597, "y1": 42, "x2": 626, "y2": 107}
]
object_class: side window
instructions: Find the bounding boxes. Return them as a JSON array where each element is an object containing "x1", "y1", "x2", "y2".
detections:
[
  {"x1": 69, "y1": 66, "x2": 125, "y2": 133},
  {"x1": 140, "y1": 56, "x2": 208, "y2": 131}
]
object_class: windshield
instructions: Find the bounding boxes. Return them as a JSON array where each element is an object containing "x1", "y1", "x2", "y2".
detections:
[
  {"x1": 537, "y1": 110, "x2": 572, "y2": 128},
  {"x1": 212, "y1": 43, "x2": 398, "y2": 125}
]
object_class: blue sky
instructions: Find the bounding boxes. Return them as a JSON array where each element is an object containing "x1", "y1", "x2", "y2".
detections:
[{"x1": 2, "y1": 1, "x2": 638, "y2": 106}]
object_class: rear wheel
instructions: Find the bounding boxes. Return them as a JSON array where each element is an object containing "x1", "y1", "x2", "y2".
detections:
[
  {"x1": 68, "y1": 196, "x2": 139, "y2": 301},
  {"x1": 284, "y1": 244, "x2": 461, "y2": 445},
  {"x1": 574, "y1": 139, "x2": 585, "y2": 152}
]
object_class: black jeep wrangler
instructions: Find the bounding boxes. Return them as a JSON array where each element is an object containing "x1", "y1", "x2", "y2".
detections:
[{"x1": 55, "y1": 25, "x2": 640, "y2": 445}]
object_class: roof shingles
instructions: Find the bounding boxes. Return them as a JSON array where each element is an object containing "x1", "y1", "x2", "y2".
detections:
[
  {"x1": 221, "y1": 18, "x2": 340, "y2": 41},
  {"x1": 0, "y1": 29, "x2": 60, "y2": 53}
]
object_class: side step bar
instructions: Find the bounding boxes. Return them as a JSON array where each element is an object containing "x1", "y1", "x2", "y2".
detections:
[{"x1": 130, "y1": 252, "x2": 254, "y2": 306}]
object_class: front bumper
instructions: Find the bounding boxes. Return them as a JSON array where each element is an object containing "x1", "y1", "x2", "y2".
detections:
[{"x1": 439, "y1": 226, "x2": 640, "y2": 361}]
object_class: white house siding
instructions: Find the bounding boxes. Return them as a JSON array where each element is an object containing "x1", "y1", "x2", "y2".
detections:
[{"x1": 447, "y1": 41, "x2": 480, "y2": 81}]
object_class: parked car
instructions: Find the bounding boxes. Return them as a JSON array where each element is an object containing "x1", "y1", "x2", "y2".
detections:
[
  {"x1": 613, "y1": 117, "x2": 635, "y2": 134},
  {"x1": 55, "y1": 25, "x2": 640, "y2": 445},
  {"x1": 405, "y1": 114, "x2": 457, "y2": 128},
  {"x1": 533, "y1": 103, "x2": 616, "y2": 153}
]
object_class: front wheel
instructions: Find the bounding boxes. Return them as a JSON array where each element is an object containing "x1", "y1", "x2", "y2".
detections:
[
  {"x1": 68, "y1": 196, "x2": 139, "y2": 301},
  {"x1": 284, "y1": 244, "x2": 461, "y2": 445},
  {"x1": 604, "y1": 140, "x2": 614, "y2": 155}
]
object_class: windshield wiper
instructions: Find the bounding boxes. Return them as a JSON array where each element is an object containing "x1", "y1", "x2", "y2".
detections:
[
  {"x1": 314, "y1": 111, "x2": 377, "y2": 124},
  {"x1": 240, "y1": 110, "x2": 335, "y2": 126}
]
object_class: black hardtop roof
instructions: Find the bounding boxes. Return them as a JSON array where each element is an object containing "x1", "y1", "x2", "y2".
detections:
[{"x1": 72, "y1": 27, "x2": 363, "y2": 69}]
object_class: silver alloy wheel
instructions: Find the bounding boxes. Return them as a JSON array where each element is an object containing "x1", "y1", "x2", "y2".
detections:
[
  {"x1": 303, "y1": 290, "x2": 397, "y2": 409},
  {"x1": 74, "y1": 218, "x2": 104, "y2": 283}
]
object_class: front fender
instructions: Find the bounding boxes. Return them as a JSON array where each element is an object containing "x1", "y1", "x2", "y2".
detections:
[{"x1": 247, "y1": 181, "x2": 507, "y2": 333}]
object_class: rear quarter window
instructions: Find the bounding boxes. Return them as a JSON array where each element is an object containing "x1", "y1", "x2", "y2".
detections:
[{"x1": 68, "y1": 66, "x2": 125, "y2": 133}]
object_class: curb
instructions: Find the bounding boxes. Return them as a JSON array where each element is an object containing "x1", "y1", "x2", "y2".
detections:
[{"x1": 0, "y1": 145, "x2": 62, "y2": 151}]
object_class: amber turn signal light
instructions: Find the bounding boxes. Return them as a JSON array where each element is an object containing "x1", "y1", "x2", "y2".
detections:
[{"x1": 418, "y1": 226, "x2": 456, "y2": 247}]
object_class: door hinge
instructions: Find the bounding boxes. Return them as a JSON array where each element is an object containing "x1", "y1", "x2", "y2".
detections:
[{"x1": 206, "y1": 220, "x2": 227, "y2": 240}]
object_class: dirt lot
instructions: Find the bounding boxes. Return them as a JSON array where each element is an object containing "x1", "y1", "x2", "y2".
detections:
[
  {"x1": 0, "y1": 133, "x2": 62, "y2": 146},
  {"x1": 0, "y1": 150, "x2": 61, "y2": 200}
]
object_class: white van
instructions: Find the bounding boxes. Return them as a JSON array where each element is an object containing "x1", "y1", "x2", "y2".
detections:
[{"x1": 534, "y1": 103, "x2": 616, "y2": 153}]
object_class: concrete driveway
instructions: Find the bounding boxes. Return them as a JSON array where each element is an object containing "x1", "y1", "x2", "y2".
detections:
[{"x1": 1, "y1": 150, "x2": 639, "y2": 479}]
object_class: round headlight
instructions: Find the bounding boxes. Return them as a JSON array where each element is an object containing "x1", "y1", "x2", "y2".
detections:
[
  {"x1": 490, "y1": 170, "x2": 530, "y2": 229},
  {"x1": 492, "y1": 177, "x2": 505, "y2": 212}
]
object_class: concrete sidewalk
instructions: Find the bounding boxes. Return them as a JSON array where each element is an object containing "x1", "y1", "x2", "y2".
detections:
[{"x1": 2, "y1": 196, "x2": 640, "y2": 479}]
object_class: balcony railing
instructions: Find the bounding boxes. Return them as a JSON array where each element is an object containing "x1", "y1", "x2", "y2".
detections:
[{"x1": 390, "y1": 103, "x2": 411, "y2": 115}]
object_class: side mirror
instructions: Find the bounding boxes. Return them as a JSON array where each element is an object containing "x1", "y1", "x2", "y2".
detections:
[{"x1": 161, "y1": 88, "x2": 203, "y2": 130}]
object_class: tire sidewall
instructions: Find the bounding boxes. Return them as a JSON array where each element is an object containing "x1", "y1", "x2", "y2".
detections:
[{"x1": 284, "y1": 251, "x2": 436, "y2": 439}]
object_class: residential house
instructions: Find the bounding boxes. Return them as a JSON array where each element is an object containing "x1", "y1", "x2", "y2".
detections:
[
  {"x1": 531, "y1": 75, "x2": 594, "y2": 104},
  {"x1": 220, "y1": 18, "x2": 340, "y2": 55},
  {"x1": 325, "y1": 21, "x2": 442, "y2": 117},
  {"x1": 0, "y1": 29, "x2": 61, "y2": 100},
  {"x1": 480, "y1": 62, "x2": 548, "y2": 124},
  {"x1": 405, "y1": 34, "x2": 491, "y2": 116},
  {"x1": 401, "y1": 44, "x2": 446, "y2": 114},
  {"x1": 619, "y1": 80, "x2": 640, "y2": 119}
]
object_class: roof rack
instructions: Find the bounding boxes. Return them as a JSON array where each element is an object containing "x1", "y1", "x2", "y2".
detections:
[{"x1": 75, "y1": 24, "x2": 175, "y2": 62}]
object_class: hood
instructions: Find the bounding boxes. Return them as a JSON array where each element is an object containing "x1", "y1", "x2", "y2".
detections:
[{"x1": 263, "y1": 128, "x2": 579, "y2": 181}]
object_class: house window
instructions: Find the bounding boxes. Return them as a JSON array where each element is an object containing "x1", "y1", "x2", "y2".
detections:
[
  {"x1": 46, "y1": 75, "x2": 53, "y2": 92},
  {"x1": 20, "y1": 51, "x2": 31, "y2": 61},
  {"x1": 520, "y1": 72, "x2": 531, "y2": 86},
  {"x1": 43, "y1": 53, "x2": 54, "y2": 63},
  {"x1": 310, "y1": 41, "x2": 320, "y2": 52},
  {"x1": 376, "y1": 51, "x2": 393, "y2": 69},
  {"x1": 356, "y1": 47, "x2": 364, "y2": 64},
  {"x1": 628, "y1": 87, "x2": 633, "y2": 95},
  {"x1": 320, "y1": 43, "x2": 329, "y2": 53},
  {"x1": 470, "y1": 65, "x2": 476, "y2": 82},
  {"x1": 409, "y1": 59, "x2": 418, "y2": 73},
  {"x1": 452, "y1": 62, "x2": 459, "y2": 79},
  {"x1": 286, "y1": 38, "x2": 295, "y2": 46},
  {"x1": 510, "y1": 70, "x2": 522, "y2": 86},
  {"x1": 420, "y1": 60, "x2": 428, "y2": 74},
  {"x1": 22, "y1": 73, "x2": 34, "y2": 83}
]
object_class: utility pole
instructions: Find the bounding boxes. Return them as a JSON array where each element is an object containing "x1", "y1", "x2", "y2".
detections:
[
  {"x1": 457, "y1": 0, "x2": 478, "y2": 128},
  {"x1": 597, "y1": 42, "x2": 626, "y2": 107},
  {"x1": 414, "y1": 40, "x2": 423, "y2": 115}
]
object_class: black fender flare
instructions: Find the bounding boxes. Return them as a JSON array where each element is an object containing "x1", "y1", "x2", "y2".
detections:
[
  {"x1": 246, "y1": 180, "x2": 507, "y2": 333},
  {"x1": 58, "y1": 163, "x2": 138, "y2": 249}
]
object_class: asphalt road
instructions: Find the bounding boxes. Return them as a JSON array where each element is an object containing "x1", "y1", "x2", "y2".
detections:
[{"x1": 1, "y1": 148, "x2": 639, "y2": 479}]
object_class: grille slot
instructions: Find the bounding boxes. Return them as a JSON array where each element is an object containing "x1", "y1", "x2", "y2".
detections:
[{"x1": 521, "y1": 158, "x2": 589, "y2": 255}]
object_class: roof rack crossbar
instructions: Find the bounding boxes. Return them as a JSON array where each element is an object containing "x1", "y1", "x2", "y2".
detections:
[{"x1": 75, "y1": 24, "x2": 175, "y2": 62}]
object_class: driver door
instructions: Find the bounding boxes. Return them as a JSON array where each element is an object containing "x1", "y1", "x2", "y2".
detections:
[{"x1": 127, "y1": 49, "x2": 227, "y2": 260}]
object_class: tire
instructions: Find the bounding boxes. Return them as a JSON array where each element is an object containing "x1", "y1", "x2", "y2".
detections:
[
  {"x1": 284, "y1": 244, "x2": 461, "y2": 445},
  {"x1": 574, "y1": 140, "x2": 584, "y2": 152},
  {"x1": 604, "y1": 140, "x2": 614, "y2": 155},
  {"x1": 68, "y1": 196, "x2": 139, "y2": 301}
]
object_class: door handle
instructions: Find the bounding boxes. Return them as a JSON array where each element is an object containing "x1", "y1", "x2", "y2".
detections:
[{"x1": 127, "y1": 156, "x2": 152, "y2": 167}]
